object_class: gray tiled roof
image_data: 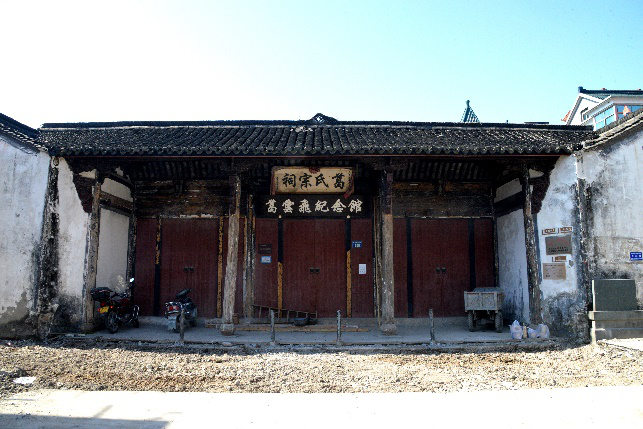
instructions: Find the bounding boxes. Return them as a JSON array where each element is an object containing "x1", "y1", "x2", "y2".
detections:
[
  {"x1": 0, "y1": 113, "x2": 40, "y2": 149},
  {"x1": 39, "y1": 115, "x2": 595, "y2": 157}
]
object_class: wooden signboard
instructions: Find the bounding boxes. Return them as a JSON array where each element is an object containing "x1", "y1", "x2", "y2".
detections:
[
  {"x1": 272, "y1": 167, "x2": 353, "y2": 194},
  {"x1": 257, "y1": 195, "x2": 368, "y2": 217}
]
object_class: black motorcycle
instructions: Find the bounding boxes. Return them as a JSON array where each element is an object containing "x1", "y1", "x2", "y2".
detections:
[
  {"x1": 90, "y1": 278, "x2": 140, "y2": 333},
  {"x1": 165, "y1": 288, "x2": 198, "y2": 333}
]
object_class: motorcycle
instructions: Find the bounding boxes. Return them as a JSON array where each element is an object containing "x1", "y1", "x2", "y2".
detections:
[
  {"x1": 90, "y1": 277, "x2": 140, "y2": 334},
  {"x1": 165, "y1": 288, "x2": 198, "y2": 333}
]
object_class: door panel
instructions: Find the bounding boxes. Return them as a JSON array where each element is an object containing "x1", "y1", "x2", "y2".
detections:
[
  {"x1": 314, "y1": 219, "x2": 346, "y2": 317},
  {"x1": 283, "y1": 219, "x2": 317, "y2": 312},
  {"x1": 440, "y1": 219, "x2": 470, "y2": 316},
  {"x1": 393, "y1": 218, "x2": 408, "y2": 318},
  {"x1": 160, "y1": 219, "x2": 218, "y2": 317},
  {"x1": 282, "y1": 219, "x2": 346, "y2": 317},
  {"x1": 133, "y1": 218, "x2": 158, "y2": 316},
  {"x1": 411, "y1": 219, "x2": 470, "y2": 317},
  {"x1": 474, "y1": 218, "x2": 495, "y2": 288},
  {"x1": 254, "y1": 218, "x2": 279, "y2": 309},
  {"x1": 350, "y1": 218, "x2": 374, "y2": 317}
]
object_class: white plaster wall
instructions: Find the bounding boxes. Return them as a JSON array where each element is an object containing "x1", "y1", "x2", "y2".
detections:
[
  {"x1": 497, "y1": 209, "x2": 529, "y2": 322},
  {"x1": 0, "y1": 136, "x2": 50, "y2": 325},
  {"x1": 102, "y1": 178, "x2": 132, "y2": 202},
  {"x1": 537, "y1": 156, "x2": 580, "y2": 300},
  {"x1": 56, "y1": 160, "x2": 90, "y2": 304},
  {"x1": 578, "y1": 131, "x2": 643, "y2": 305},
  {"x1": 96, "y1": 208, "x2": 130, "y2": 290}
]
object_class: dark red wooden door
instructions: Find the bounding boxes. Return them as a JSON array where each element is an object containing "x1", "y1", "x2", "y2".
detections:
[
  {"x1": 350, "y1": 218, "x2": 374, "y2": 317},
  {"x1": 393, "y1": 218, "x2": 408, "y2": 317},
  {"x1": 314, "y1": 219, "x2": 346, "y2": 317},
  {"x1": 133, "y1": 218, "x2": 158, "y2": 316},
  {"x1": 254, "y1": 218, "x2": 279, "y2": 309},
  {"x1": 282, "y1": 219, "x2": 345, "y2": 317},
  {"x1": 411, "y1": 219, "x2": 470, "y2": 317},
  {"x1": 160, "y1": 219, "x2": 218, "y2": 317},
  {"x1": 474, "y1": 218, "x2": 495, "y2": 288},
  {"x1": 283, "y1": 219, "x2": 317, "y2": 312}
]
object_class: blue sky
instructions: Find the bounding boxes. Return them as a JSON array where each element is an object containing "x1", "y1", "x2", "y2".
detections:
[{"x1": 1, "y1": 0, "x2": 641, "y2": 128}]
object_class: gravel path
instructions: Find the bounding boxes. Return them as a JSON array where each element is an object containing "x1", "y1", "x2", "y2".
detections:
[{"x1": 1, "y1": 339, "x2": 641, "y2": 397}]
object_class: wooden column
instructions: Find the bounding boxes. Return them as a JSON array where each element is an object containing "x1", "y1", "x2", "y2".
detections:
[
  {"x1": 379, "y1": 171, "x2": 396, "y2": 334},
  {"x1": 82, "y1": 176, "x2": 102, "y2": 332},
  {"x1": 521, "y1": 165, "x2": 543, "y2": 325},
  {"x1": 243, "y1": 194, "x2": 256, "y2": 322},
  {"x1": 221, "y1": 174, "x2": 241, "y2": 335}
]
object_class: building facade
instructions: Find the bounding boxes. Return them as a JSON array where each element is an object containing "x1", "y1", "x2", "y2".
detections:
[{"x1": 2, "y1": 109, "x2": 640, "y2": 340}]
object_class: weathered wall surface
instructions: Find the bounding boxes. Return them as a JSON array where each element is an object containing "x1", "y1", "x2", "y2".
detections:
[
  {"x1": 0, "y1": 135, "x2": 50, "y2": 336},
  {"x1": 54, "y1": 159, "x2": 90, "y2": 328},
  {"x1": 96, "y1": 208, "x2": 130, "y2": 290},
  {"x1": 496, "y1": 208, "x2": 529, "y2": 323},
  {"x1": 536, "y1": 155, "x2": 586, "y2": 336},
  {"x1": 577, "y1": 128, "x2": 643, "y2": 307}
]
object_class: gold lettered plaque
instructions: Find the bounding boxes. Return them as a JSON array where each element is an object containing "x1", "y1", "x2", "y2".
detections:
[{"x1": 272, "y1": 167, "x2": 353, "y2": 194}]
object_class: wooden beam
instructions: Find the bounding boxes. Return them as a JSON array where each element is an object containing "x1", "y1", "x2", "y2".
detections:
[
  {"x1": 521, "y1": 165, "x2": 543, "y2": 325},
  {"x1": 379, "y1": 171, "x2": 397, "y2": 334},
  {"x1": 221, "y1": 174, "x2": 241, "y2": 335},
  {"x1": 243, "y1": 195, "x2": 256, "y2": 321},
  {"x1": 82, "y1": 178, "x2": 102, "y2": 331}
]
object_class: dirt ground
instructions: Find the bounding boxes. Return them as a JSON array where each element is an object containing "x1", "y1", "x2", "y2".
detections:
[{"x1": 1, "y1": 339, "x2": 641, "y2": 397}]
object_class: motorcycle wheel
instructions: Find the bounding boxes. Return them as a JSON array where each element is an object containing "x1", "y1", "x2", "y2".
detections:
[
  {"x1": 106, "y1": 311, "x2": 119, "y2": 334},
  {"x1": 172, "y1": 316, "x2": 180, "y2": 333},
  {"x1": 189, "y1": 318, "x2": 197, "y2": 327},
  {"x1": 132, "y1": 318, "x2": 140, "y2": 328}
]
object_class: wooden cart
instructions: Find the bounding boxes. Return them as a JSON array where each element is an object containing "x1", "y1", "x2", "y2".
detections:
[{"x1": 464, "y1": 287, "x2": 504, "y2": 332}]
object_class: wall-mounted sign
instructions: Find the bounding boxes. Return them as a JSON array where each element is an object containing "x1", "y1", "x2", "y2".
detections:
[
  {"x1": 352, "y1": 241, "x2": 362, "y2": 248},
  {"x1": 260, "y1": 256, "x2": 272, "y2": 264},
  {"x1": 631, "y1": 252, "x2": 643, "y2": 261},
  {"x1": 558, "y1": 226, "x2": 573, "y2": 233},
  {"x1": 359, "y1": 264, "x2": 367, "y2": 275},
  {"x1": 543, "y1": 263, "x2": 566, "y2": 280},
  {"x1": 272, "y1": 167, "x2": 353, "y2": 194},
  {"x1": 545, "y1": 235, "x2": 572, "y2": 255},
  {"x1": 257, "y1": 195, "x2": 368, "y2": 218},
  {"x1": 258, "y1": 244, "x2": 272, "y2": 255},
  {"x1": 553, "y1": 255, "x2": 567, "y2": 262},
  {"x1": 542, "y1": 228, "x2": 557, "y2": 235}
]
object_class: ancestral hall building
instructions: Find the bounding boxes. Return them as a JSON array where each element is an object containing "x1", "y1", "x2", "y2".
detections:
[{"x1": 3, "y1": 110, "x2": 641, "y2": 339}]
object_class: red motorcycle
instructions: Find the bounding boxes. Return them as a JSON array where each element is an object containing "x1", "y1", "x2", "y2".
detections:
[{"x1": 90, "y1": 278, "x2": 140, "y2": 333}]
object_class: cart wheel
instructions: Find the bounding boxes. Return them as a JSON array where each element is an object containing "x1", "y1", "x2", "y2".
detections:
[
  {"x1": 467, "y1": 311, "x2": 476, "y2": 332},
  {"x1": 107, "y1": 311, "x2": 119, "y2": 334},
  {"x1": 495, "y1": 311, "x2": 503, "y2": 333}
]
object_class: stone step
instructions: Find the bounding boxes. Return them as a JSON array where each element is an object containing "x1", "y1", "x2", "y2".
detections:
[
  {"x1": 588, "y1": 310, "x2": 643, "y2": 321},
  {"x1": 592, "y1": 319, "x2": 643, "y2": 329},
  {"x1": 591, "y1": 327, "x2": 643, "y2": 342}
]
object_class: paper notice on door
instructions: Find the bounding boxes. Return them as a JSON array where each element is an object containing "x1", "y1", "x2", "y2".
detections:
[{"x1": 359, "y1": 264, "x2": 366, "y2": 275}]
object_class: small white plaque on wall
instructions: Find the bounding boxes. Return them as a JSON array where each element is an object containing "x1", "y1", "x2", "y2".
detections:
[{"x1": 359, "y1": 264, "x2": 366, "y2": 275}]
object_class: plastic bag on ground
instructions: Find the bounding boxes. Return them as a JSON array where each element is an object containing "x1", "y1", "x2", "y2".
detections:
[
  {"x1": 527, "y1": 327, "x2": 539, "y2": 338},
  {"x1": 510, "y1": 320, "x2": 522, "y2": 340},
  {"x1": 537, "y1": 324, "x2": 550, "y2": 339}
]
